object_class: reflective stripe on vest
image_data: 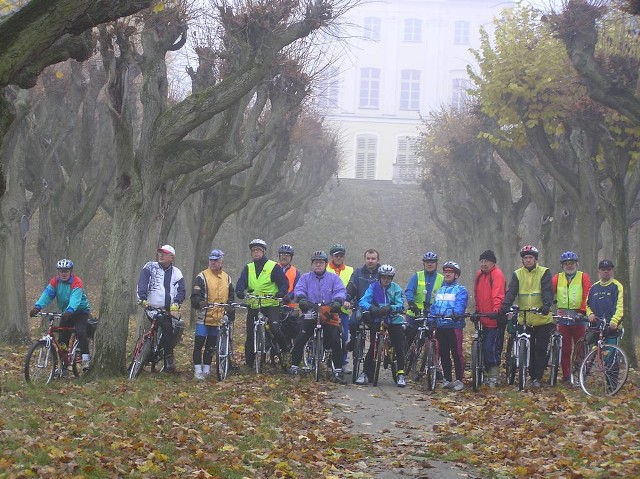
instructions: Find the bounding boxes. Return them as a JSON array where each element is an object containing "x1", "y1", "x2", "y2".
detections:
[
  {"x1": 556, "y1": 271, "x2": 584, "y2": 310},
  {"x1": 247, "y1": 260, "x2": 279, "y2": 308}
]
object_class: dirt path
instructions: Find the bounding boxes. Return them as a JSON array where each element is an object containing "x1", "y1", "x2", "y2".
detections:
[{"x1": 330, "y1": 368, "x2": 485, "y2": 479}]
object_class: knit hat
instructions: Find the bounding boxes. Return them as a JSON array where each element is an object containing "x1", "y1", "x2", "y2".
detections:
[{"x1": 479, "y1": 250, "x2": 497, "y2": 263}]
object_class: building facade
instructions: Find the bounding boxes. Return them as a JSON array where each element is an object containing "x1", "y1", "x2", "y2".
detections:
[{"x1": 315, "y1": 0, "x2": 514, "y2": 182}]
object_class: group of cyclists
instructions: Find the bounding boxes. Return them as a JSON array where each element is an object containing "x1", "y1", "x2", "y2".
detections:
[{"x1": 30, "y1": 240, "x2": 624, "y2": 390}]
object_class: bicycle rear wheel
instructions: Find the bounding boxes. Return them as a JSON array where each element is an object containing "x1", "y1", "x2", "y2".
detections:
[
  {"x1": 425, "y1": 339, "x2": 437, "y2": 391},
  {"x1": 254, "y1": 324, "x2": 266, "y2": 374},
  {"x1": 372, "y1": 334, "x2": 384, "y2": 386},
  {"x1": 570, "y1": 338, "x2": 587, "y2": 385},
  {"x1": 471, "y1": 339, "x2": 482, "y2": 392},
  {"x1": 580, "y1": 345, "x2": 629, "y2": 397},
  {"x1": 505, "y1": 336, "x2": 516, "y2": 386},
  {"x1": 70, "y1": 336, "x2": 82, "y2": 378},
  {"x1": 518, "y1": 339, "x2": 528, "y2": 391},
  {"x1": 314, "y1": 331, "x2": 323, "y2": 382},
  {"x1": 351, "y1": 330, "x2": 364, "y2": 384},
  {"x1": 128, "y1": 336, "x2": 152, "y2": 380},
  {"x1": 548, "y1": 336, "x2": 561, "y2": 386},
  {"x1": 216, "y1": 326, "x2": 230, "y2": 380},
  {"x1": 24, "y1": 341, "x2": 58, "y2": 384},
  {"x1": 405, "y1": 336, "x2": 424, "y2": 376}
]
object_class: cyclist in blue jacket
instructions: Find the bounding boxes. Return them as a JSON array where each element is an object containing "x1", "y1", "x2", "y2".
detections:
[{"x1": 430, "y1": 261, "x2": 468, "y2": 391}]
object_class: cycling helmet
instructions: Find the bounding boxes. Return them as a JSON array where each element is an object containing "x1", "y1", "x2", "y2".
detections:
[
  {"x1": 378, "y1": 264, "x2": 396, "y2": 277},
  {"x1": 209, "y1": 249, "x2": 224, "y2": 260},
  {"x1": 56, "y1": 258, "x2": 74, "y2": 270},
  {"x1": 422, "y1": 251, "x2": 438, "y2": 261},
  {"x1": 442, "y1": 261, "x2": 461, "y2": 275},
  {"x1": 278, "y1": 244, "x2": 294, "y2": 255},
  {"x1": 311, "y1": 250, "x2": 329, "y2": 262},
  {"x1": 330, "y1": 243, "x2": 346, "y2": 255},
  {"x1": 560, "y1": 251, "x2": 578, "y2": 263},
  {"x1": 519, "y1": 245, "x2": 539, "y2": 259},
  {"x1": 249, "y1": 238, "x2": 267, "y2": 251}
]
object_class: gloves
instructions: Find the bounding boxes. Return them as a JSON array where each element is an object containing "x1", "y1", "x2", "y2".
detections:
[
  {"x1": 282, "y1": 296, "x2": 291, "y2": 305},
  {"x1": 408, "y1": 302, "x2": 420, "y2": 315},
  {"x1": 379, "y1": 305, "x2": 392, "y2": 316},
  {"x1": 236, "y1": 291, "x2": 245, "y2": 299},
  {"x1": 170, "y1": 303, "x2": 179, "y2": 312},
  {"x1": 275, "y1": 292, "x2": 286, "y2": 299},
  {"x1": 330, "y1": 301, "x2": 342, "y2": 313},
  {"x1": 61, "y1": 311, "x2": 72, "y2": 322},
  {"x1": 538, "y1": 306, "x2": 550, "y2": 316},
  {"x1": 199, "y1": 301, "x2": 208, "y2": 310},
  {"x1": 140, "y1": 300, "x2": 149, "y2": 308},
  {"x1": 29, "y1": 307, "x2": 41, "y2": 317},
  {"x1": 499, "y1": 304, "x2": 510, "y2": 315},
  {"x1": 298, "y1": 299, "x2": 311, "y2": 313},
  {"x1": 369, "y1": 305, "x2": 380, "y2": 317}
]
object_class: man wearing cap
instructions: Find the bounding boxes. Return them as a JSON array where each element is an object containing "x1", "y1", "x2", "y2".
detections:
[
  {"x1": 235, "y1": 239, "x2": 290, "y2": 368},
  {"x1": 552, "y1": 252, "x2": 591, "y2": 383},
  {"x1": 327, "y1": 244, "x2": 354, "y2": 373},
  {"x1": 190, "y1": 249, "x2": 235, "y2": 380},
  {"x1": 404, "y1": 251, "x2": 443, "y2": 347},
  {"x1": 474, "y1": 250, "x2": 506, "y2": 387},
  {"x1": 586, "y1": 260, "x2": 623, "y2": 345},
  {"x1": 137, "y1": 244, "x2": 186, "y2": 373}
]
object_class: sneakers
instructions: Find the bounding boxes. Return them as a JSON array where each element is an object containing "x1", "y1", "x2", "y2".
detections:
[
  {"x1": 288, "y1": 365, "x2": 299, "y2": 376},
  {"x1": 452, "y1": 379, "x2": 464, "y2": 391},
  {"x1": 396, "y1": 374, "x2": 406, "y2": 388},
  {"x1": 531, "y1": 379, "x2": 542, "y2": 388},
  {"x1": 331, "y1": 370, "x2": 346, "y2": 384},
  {"x1": 441, "y1": 380, "x2": 453, "y2": 389},
  {"x1": 194, "y1": 371, "x2": 205, "y2": 380},
  {"x1": 355, "y1": 372, "x2": 369, "y2": 385}
]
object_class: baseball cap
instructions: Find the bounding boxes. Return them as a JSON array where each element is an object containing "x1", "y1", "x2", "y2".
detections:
[
  {"x1": 598, "y1": 259, "x2": 614, "y2": 269},
  {"x1": 158, "y1": 244, "x2": 176, "y2": 256},
  {"x1": 209, "y1": 249, "x2": 224, "y2": 260}
]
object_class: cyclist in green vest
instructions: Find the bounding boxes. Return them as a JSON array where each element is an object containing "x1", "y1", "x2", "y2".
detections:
[
  {"x1": 404, "y1": 251, "x2": 443, "y2": 346},
  {"x1": 551, "y1": 251, "x2": 591, "y2": 383},
  {"x1": 328, "y1": 244, "x2": 355, "y2": 374},
  {"x1": 500, "y1": 245, "x2": 554, "y2": 388},
  {"x1": 235, "y1": 239, "x2": 289, "y2": 368}
]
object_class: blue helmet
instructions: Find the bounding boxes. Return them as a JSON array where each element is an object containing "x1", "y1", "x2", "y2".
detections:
[
  {"x1": 422, "y1": 252, "x2": 438, "y2": 261},
  {"x1": 278, "y1": 244, "x2": 294, "y2": 255},
  {"x1": 559, "y1": 251, "x2": 578, "y2": 263}
]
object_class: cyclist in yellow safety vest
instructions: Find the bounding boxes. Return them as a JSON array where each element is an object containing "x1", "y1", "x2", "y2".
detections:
[
  {"x1": 328, "y1": 244, "x2": 354, "y2": 373},
  {"x1": 404, "y1": 251, "x2": 443, "y2": 346},
  {"x1": 500, "y1": 245, "x2": 554, "y2": 388},
  {"x1": 235, "y1": 239, "x2": 290, "y2": 368}
]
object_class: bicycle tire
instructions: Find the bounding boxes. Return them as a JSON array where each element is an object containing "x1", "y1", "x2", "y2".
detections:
[
  {"x1": 24, "y1": 340, "x2": 57, "y2": 384},
  {"x1": 217, "y1": 326, "x2": 230, "y2": 381},
  {"x1": 425, "y1": 339, "x2": 437, "y2": 391},
  {"x1": 254, "y1": 323, "x2": 266, "y2": 374},
  {"x1": 405, "y1": 336, "x2": 423, "y2": 376},
  {"x1": 303, "y1": 337, "x2": 314, "y2": 370},
  {"x1": 580, "y1": 344, "x2": 629, "y2": 397},
  {"x1": 518, "y1": 338, "x2": 528, "y2": 391},
  {"x1": 570, "y1": 338, "x2": 587, "y2": 385},
  {"x1": 150, "y1": 330, "x2": 163, "y2": 372},
  {"x1": 128, "y1": 337, "x2": 152, "y2": 380},
  {"x1": 548, "y1": 336, "x2": 561, "y2": 386},
  {"x1": 351, "y1": 330, "x2": 364, "y2": 384},
  {"x1": 372, "y1": 334, "x2": 384, "y2": 386},
  {"x1": 471, "y1": 339, "x2": 481, "y2": 392},
  {"x1": 505, "y1": 336, "x2": 516, "y2": 386},
  {"x1": 70, "y1": 337, "x2": 81, "y2": 378},
  {"x1": 314, "y1": 330, "x2": 323, "y2": 382}
]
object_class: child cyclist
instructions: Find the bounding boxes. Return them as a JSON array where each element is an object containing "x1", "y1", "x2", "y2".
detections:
[{"x1": 358, "y1": 264, "x2": 407, "y2": 387}]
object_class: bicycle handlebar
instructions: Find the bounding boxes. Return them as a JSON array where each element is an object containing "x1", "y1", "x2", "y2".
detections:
[
  {"x1": 203, "y1": 302, "x2": 248, "y2": 310},
  {"x1": 34, "y1": 311, "x2": 62, "y2": 319}
]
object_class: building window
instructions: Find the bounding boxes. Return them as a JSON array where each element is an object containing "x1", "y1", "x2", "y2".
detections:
[
  {"x1": 355, "y1": 134, "x2": 377, "y2": 179},
  {"x1": 400, "y1": 70, "x2": 420, "y2": 111},
  {"x1": 452, "y1": 78, "x2": 469, "y2": 109},
  {"x1": 317, "y1": 67, "x2": 339, "y2": 109},
  {"x1": 359, "y1": 68, "x2": 380, "y2": 109},
  {"x1": 394, "y1": 136, "x2": 419, "y2": 181},
  {"x1": 363, "y1": 17, "x2": 381, "y2": 41},
  {"x1": 454, "y1": 21, "x2": 470, "y2": 45},
  {"x1": 404, "y1": 18, "x2": 422, "y2": 42}
]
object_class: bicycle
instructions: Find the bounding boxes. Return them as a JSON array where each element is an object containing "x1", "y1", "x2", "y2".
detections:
[
  {"x1": 128, "y1": 307, "x2": 184, "y2": 380},
  {"x1": 547, "y1": 313, "x2": 578, "y2": 386},
  {"x1": 245, "y1": 294, "x2": 284, "y2": 374},
  {"x1": 350, "y1": 308, "x2": 369, "y2": 384},
  {"x1": 24, "y1": 312, "x2": 97, "y2": 384},
  {"x1": 417, "y1": 315, "x2": 441, "y2": 391},
  {"x1": 202, "y1": 302, "x2": 246, "y2": 381},
  {"x1": 404, "y1": 311, "x2": 428, "y2": 380},
  {"x1": 579, "y1": 318, "x2": 629, "y2": 397},
  {"x1": 301, "y1": 303, "x2": 340, "y2": 381},
  {"x1": 504, "y1": 307, "x2": 539, "y2": 391},
  {"x1": 468, "y1": 312, "x2": 488, "y2": 392}
]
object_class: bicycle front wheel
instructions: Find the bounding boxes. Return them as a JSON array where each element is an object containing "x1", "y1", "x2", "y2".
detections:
[
  {"x1": 372, "y1": 334, "x2": 384, "y2": 386},
  {"x1": 570, "y1": 338, "x2": 587, "y2": 385},
  {"x1": 314, "y1": 331, "x2": 323, "y2": 382},
  {"x1": 425, "y1": 339, "x2": 437, "y2": 391},
  {"x1": 217, "y1": 326, "x2": 230, "y2": 381},
  {"x1": 405, "y1": 336, "x2": 424, "y2": 377},
  {"x1": 25, "y1": 341, "x2": 58, "y2": 384},
  {"x1": 580, "y1": 345, "x2": 629, "y2": 397},
  {"x1": 254, "y1": 324, "x2": 266, "y2": 374},
  {"x1": 548, "y1": 336, "x2": 561, "y2": 386},
  {"x1": 128, "y1": 337, "x2": 152, "y2": 380},
  {"x1": 351, "y1": 331, "x2": 364, "y2": 384},
  {"x1": 471, "y1": 339, "x2": 482, "y2": 392},
  {"x1": 518, "y1": 339, "x2": 528, "y2": 391}
]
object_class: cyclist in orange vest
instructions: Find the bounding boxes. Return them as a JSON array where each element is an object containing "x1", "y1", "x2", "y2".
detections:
[{"x1": 278, "y1": 244, "x2": 300, "y2": 349}]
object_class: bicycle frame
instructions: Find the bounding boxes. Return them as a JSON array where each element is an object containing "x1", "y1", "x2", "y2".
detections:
[
  {"x1": 351, "y1": 315, "x2": 368, "y2": 384},
  {"x1": 505, "y1": 307, "x2": 539, "y2": 390},
  {"x1": 128, "y1": 307, "x2": 167, "y2": 379},
  {"x1": 246, "y1": 294, "x2": 283, "y2": 373},
  {"x1": 203, "y1": 302, "x2": 246, "y2": 380},
  {"x1": 372, "y1": 322, "x2": 398, "y2": 387}
]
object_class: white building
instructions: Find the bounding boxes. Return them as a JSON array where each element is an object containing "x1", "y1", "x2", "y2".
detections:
[{"x1": 315, "y1": 0, "x2": 514, "y2": 182}]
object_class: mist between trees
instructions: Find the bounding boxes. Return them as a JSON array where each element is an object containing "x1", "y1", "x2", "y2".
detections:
[{"x1": 1, "y1": 1, "x2": 639, "y2": 373}]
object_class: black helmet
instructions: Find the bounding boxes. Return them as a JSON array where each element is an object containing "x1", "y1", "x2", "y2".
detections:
[
  {"x1": 311, "y1": 251, "x2": 329, "y2": 262},
  {"x1": 330, "y1": 244, "x2": 346, "y2": 255},
  {"x1": 278, "y1": 244, "x2": 294, "y2": 255}
]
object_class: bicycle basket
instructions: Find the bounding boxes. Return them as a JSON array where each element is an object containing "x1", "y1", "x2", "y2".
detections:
[{"x1": 87, "y1": 317, "x2": 98, "y2": 338}]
